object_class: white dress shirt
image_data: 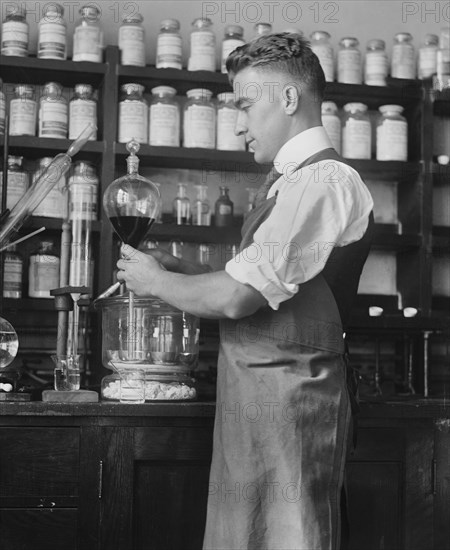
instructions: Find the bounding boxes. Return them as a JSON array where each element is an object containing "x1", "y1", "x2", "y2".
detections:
[{"x1": 225, "y1": 126, "x2": 374, "y2": 310}]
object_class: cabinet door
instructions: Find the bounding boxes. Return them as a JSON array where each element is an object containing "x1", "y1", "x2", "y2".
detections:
[
  {"x1": 99, "y1": 425, "x2": 213, "y2": 550},
  {"x1": 346, "y1": 419, "x2": 434, "y2": 550}
]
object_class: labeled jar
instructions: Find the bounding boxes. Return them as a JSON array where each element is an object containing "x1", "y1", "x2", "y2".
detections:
[
  {"x1": 188, "y1": 18, "x2": 216, "y2": 72},
  {"x1": 321, "y1": 101, "x2": 341, "y2": 154},
  {"x1": 118, "y1": 12, "x2": 146, "y2": 67},
  {"x1": 72, "y1": 5, "x2": 103, "y2": 63},
  {"x1": 310, "y1": 31, "x2": 334, "y2": 82},
  {"x1": 28, "y1": 239, "x2": 60, "y2": 299},
  {"x1": 253, "y1": 23, "x2": 272, "y2": 39},
  {"x1": 1, "y1": 5, "x2": 28, "y2": 56},
  {"x1": 118, "y1": 83, "x2": 148, "y2": 143},
  {"x1": 391, "y1": 32, "x2": 415, "y2": 79},
  {"x1": 342, "y1": 103, "x2": 371, "y2": 160},
  {"x1": 3, "y1": 244, "x2": 23, "y2": 299},
  {"x1": 156, "y1": 19, "x2": 182, "y2": 69},
  {"x1": 10, "y1": 85, "x2": 37, "y2": 136},
  {"x1": 69, "y1": 84, "x2": 97, "y2": 140},
  {"x1": 68, "y1": 161, "x2": 99, "y2": 220},
  {"x1": 32, "y1": 157, "x2": 68, "y2": 218},
  {"x1": 437, "y1": 28, "x2": 450, "y2": 89},
  {"x1": 418, "y1": 34, "x2": 438, "y2": 79},
  {"x1": 38, "y1": 3, "x2": 67, "y2": 60},
  {"x1": 376, "y1": 105, "x2": 408, "y2": 161},
  {"x1": 183, "y1": 88, "x2": 215, "y2": 149},
  {"x1": 0, "y1": 156, "x2": 29, "y2": 210},
  {"x1": 338, "y1": 37, "x2": 362, "y2": 84},
  {"x1": 0, "y1": 79, "x2": 5, "y2": 135},
  {"x1": 221, "y1": 25, "x2": 245, "y2": 73},
  {"x1": 39, "y1": 82, "x2": 68, "y2": 139},
  {"x1": 149, "y1": 86, "x2": 180, "y2": 147},
  {"x1": 365, "y1": 39, "x2": 388, "y2": 86},
  {"x1": 217, "y1": 92, "x2": 245, "y2": 151},
  {"x1": 214, "y1": 186, "x2": 233, "y2": 227}
]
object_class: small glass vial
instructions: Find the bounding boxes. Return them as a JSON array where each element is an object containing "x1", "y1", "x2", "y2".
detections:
[
  {"x1": 193, "y1": 185, "x2": 211, "y2": 226},
  {"x1": 156, "y1": 19, "x2": 182, "y2": 69},
  {"x1": 221, "y1": 25, "x2": 245, "y2": 73},
  {"x1": 28, "y1": 239, "x2": 60, "y2": 299},
  {"x1": 214, "y1": 187, "x2": 233, "y2": 227},
  {"x1": 310, "y1": 31, "x2": 334, "y2": 82},
  {"x1": 365, "y1": 39, "x2": 388, "y2": 86},
  {"x1": 188, "y1": 18, "x2": 216, "y2": 72},
  {"x1": 217, "y1": 92, "x2": 245, "y2": 151},
  {"x1": 246, "y1": 187, "x2": 258, "y2": 212},
  {"x1": 118, "y1": 83, "x2": 148, "y2": 144},
  {"x1": 391, "y1": 33, "x2": 416, "y2": 80},
  {"x1": 10, "y1": 84, "x2": 37, "y2": 136},
  {"x1": 1, "y1": 5, "x2": 29, "y2": 56},
  {"x1": 321, "y1": 101, "x2": 341, "y2": 154},
  {"x1": 338, "y1": 37, "x2": 362, "y2": 85},
  {"x1": 342, "y1": 103, "x2": 371, "y2": 160},
  {"x1": 68, "y1": 161, "x2": 99, "y2": 221},
  {"x1": 72, "y1": 5, "x2": 103, "y2": 63},
  {"x1": 183, "y1": 88, "x2": 216, "y2": 149},
  {"x1": 0, "y1": 156, "x2": 29, "y2": 210},
  {"x1": 38, "y1": 3, "x2": 67, "y2": 60},
  {"x1": 376, "y1": 105, "x2": 408, "y2": 161},
  {"x1": 418, "y1": 34, "x2": 439, "y2": 79},
  {"x1": 253, "y1": 23, "x2": 272, "y2": 40},
  {"x1": 69, "y1": 84, "x2": 97, "y2": 140},
  {"x1": 0, "y1": 79, "x2": 5, "y2": 135},
  {"x1": 173, "y1": 183, "x2": 191, "y2": 225},
  {"x1": 3, "y1": 244, "x2": 23, "y2": 299},
  {"x1": 32, "y1": 157, "x2": 68, "y2": 218},
  {"x1": 149, "y1": 86, "x2": 180, "y2": 147},
  {"x1": 39, "y1": 82, "x2": 68, "y2": 139},
  {"x1": 118, "y1": 12, "x2": 146, "y2": 67}
]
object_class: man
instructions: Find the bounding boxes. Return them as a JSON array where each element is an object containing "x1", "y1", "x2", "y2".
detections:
[{"x1": 117, "y1": 33, "x2": 374, "y2": 550}]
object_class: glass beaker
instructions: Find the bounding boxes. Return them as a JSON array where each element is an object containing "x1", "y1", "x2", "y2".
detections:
[{"x1": 51, "y1": 354, "x2": 80, "y2": 391}]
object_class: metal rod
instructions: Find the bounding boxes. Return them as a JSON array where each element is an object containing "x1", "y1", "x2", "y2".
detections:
[
  {"x1": 423, "y1": 331, "x2": 432, "y2": 398},
  {"x1": 0, "y1": 226, "x2": 45, "y2": 252}
]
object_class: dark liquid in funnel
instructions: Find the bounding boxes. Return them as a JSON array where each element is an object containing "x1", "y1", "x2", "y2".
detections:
[{"x1": 109, "y1": 216, "x2": 155, "y2": 248}]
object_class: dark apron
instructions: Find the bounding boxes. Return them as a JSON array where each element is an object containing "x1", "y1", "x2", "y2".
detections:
[{"x1": 203, "y1": 150, "x2": 371, "y2": 550}]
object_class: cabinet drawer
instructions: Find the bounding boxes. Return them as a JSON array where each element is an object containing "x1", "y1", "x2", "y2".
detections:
[{"x1": 0, "y1": 428, "x2": 79, "y2": 504}]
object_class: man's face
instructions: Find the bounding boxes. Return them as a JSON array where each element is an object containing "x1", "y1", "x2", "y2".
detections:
[{"x1": 233, "y1": 67, "x2": 287, "y2": 164}]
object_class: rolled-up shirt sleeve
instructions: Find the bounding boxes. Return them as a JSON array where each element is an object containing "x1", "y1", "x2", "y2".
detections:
[{"x1": 225, "y1": 161, "x2": 374, "y2": 310}]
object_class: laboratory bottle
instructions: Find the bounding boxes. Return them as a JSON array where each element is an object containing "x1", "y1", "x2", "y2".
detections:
[
  {"x1": 149, "y1": 86, "x2": 180, "y2": 147},
  {"x1": 321, "y1": 101, "x2": 341, "y2": 154},
  {"x1": 217, "y1": 92, "x2": 245, "y2": 151},
  {"x1": 437, "y1": 28, "x2": 450, "y2": 89},
  {"x1": 183, "y1": 88, "x2": 215, "y2": 149},
  {"x1": 253, "y1": 23, "x2": 272, "y2": 40},
  {"x1": 1, "y1": 6, "x2": 28, "y2": 56},
  {"x1": 68, "y1": 161, "x2": 99, "y2": 221},
  {"x1": 214, "y1": 187, "x2": 233, "y2": 227},
  {"x1": 32, "y1": 157, "x2": 67, "y2": 218},
  {"x1": 193, "y1": 185, "x2": 211, "y2": 226},
  {"x1": 310, "y1": 31, "x2": 334, "y2": 82},
  {"x1": 376, "y1": 105, "x2": 408, "y2": 161},
  {"x1": 10, "y1": 85, "x2": 37, "y2": 136},
  {"x1": 418, "y1": 34, "x2": 438, "y2": 79},
  {"x1": 118, "y1": 12, "x2": 146, "y2": 67},
  {"x1": 72, "y1": 5, "x2": 103, "y2": 63},
  {"x1": 188, "y1": 18, "x2": 216, "y2": 72},
  {"x1": 28, "y1": 239, "x2": 60, "y2": 299},
  {"x1": 221, "y1": 25, "x2": 245, "y2": 73},
  {"x1": 342, "y1": 103, "x2": 371, "y2": 160},
  {"x1": 391, "y1": 33, "x2": 415, "y2": 79},
  {"x1": 38, "y1": 3, "x2": 67, "y2": 60},
  {"x1": 69, "y1": 84, "x2": 97, "y2": 140},
  {"x1": 173, "y1": 183, "x2": 191, "y2": 225},
  {"x1": 0, "y1": 156, "x2": 29, "y2": 211},
  {"x1": 364, "y1": 39, "x2": 388, "y2": 86},
  {"x1": 338, "y1": 37, "x2": 362, "y2": 84},
  {"x1": 156, "y1": 19, "x2": 182, "y2": 69},
  {"x1": 118, "y1": 83, "x2": 148, "y2": 144},
  {"x1": 3, "y1": 244, "x2": 23, "y2": 299},
  {"x1": 39, "y1": 82, "x2": 68, "y2": 139}
]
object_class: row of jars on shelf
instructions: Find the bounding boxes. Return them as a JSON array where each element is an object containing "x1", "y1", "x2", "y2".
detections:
[{"x1": 1, "y1": 4, "x2": 449, "y2": 84}]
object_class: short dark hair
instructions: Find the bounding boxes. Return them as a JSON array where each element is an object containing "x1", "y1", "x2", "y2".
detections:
[{"x1": 226, "y1": 32, "x2": 326, "y2": 100}]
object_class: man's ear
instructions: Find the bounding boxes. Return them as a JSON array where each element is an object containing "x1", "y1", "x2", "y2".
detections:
[{"x1": 282, "y1": 84, "x2": 300, "y2": 115}]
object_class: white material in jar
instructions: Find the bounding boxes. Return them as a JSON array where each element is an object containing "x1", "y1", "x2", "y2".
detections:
[
  {"x1": 156, "y1": 19, "x2": 182, "y2": 69},
  {"x1": 38, "y1": 3, "x2": 67, "y2": 60},
  {"x1": 183, "y1": 89, "x2": 215, "y2": 149},
  {"x1": 364, "y1": 39, "x2": 388, "y2": 86},
  {"x1": 342, "y1": 103, "x2": 371, "y2": 160},
  {"x1": 188, "y1": 18, "x2": 216, "y2": 72},
  {"x1": 69, "y1": 84, "x2": 97, "y2": 140},
  {"x1": 1, "y1": 7, "x2": 29, "y2": 56},
  {"x1": 321, "y1": 101, "x2": 341, "y2": 154},
  {"x1": 376, "y1": 105, "x2": 408, "y2": 161},
  {"x1": 149, "y1": 86, "x2": 180, "y2": 147},
  {"x1": 391, "y1": 33, "x2": 416, "y2": 79},
  {"x1": 418, "y1": 34, "x2": 439, "y2": 79},
  {"x1": 118, "y1": 13, "x2": 146, "y2": 66},
  {"x1": 221, "y1": 25, "x2": 245, "y2": 73},
  {"x1": 118, "y1": 83, "x2": 148, "y2": 143},
  {"x1": 310, "y1": 31, "x2": 334, "y2": 82},
  {"x1": 216, "y1": 92, "x2": 245, "y2": 151},
  {"x1": 39, "y1": 82, "x2": 68, "y2": 139},
  {"x1": 72, "y1": 5, "x2": 103, "y2": 63},
  {"x1": 338, "y1": 37, "x2": 362, "y2": 84},
  {"x1": 10, "y1": 85, "x2": 36, "y2": 136}
]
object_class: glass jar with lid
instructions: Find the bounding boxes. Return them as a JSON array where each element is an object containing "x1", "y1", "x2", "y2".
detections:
[
  {"x1": 39, "y1": 82, "x2": 68, "y2": 139},
  {"x1": 418, "y1": 34, "x2": 439, "y2": 79},
  {"x1": 149, "y1": 86, "x2": 180, "y2": 147},
  {"x1": 3, "y1": 244, "x2": 23, "y2": 299},
  {"x1": 221, "y1": 25, "x2": 245, "y2": 73},
  {"x1": 118, "y1": 83, "x2": 148, "y2": 143},
  {"x1": 118, "y1": 12, "x2": 146, "y2": 67},
  {"x1": 28, "y1": 239, "x2": 60, "y2": 299},
  {"x1": 156, "y1": 19, "x2": 182, "y2": 69},
  {"x1": 188, "y1": 18, "x2": 216, "y2": 72},
  {"x1": 342, "y1": 103, "x2": 371, "y2": 159},
  {"x1": 391, "y1": 32, "x2": 415, "y2": 79},
  {"x1": 321, "y1": 101, "x2": 341, "y2": 154},
  {"x1": 72, "y1": 5, "x2": 103, "y2": 63},
  {"x1": 364, "y1": 39, "x2": 388, "y2": 86},
  {"x1": 217, "y1": 92, "x2": 245, "y2": 151},
  {"x1": 214, "y1": 186, "x2": 234, "y2": 227},
  {"x1": 32, "y1": 157, "x2": 68, "y2": 218},
  {"x1": 310, "y1": 31, "x2": 334, "y2": 82},
  {"x1": 0, "y1": 156, "x2": 29, "y2": 211},
  {"x1": 253, "y1": 23, "x2": 272, "y2": 40},
  {"x1": 183, "y1": 88, "x2": 216, "y2": 149},
  {"x1": 10, "y1": 84, "x2": 37, "y2": 136},
  {"x1": 338, "y1": 37, "x2": 362, "y2": 84},
  {"x1": 68, "y1": 160, "x2": 99, "y2": 221},
  {"x1": 69, "y1": 84, "x2": 97, "y2": 140},
  {"x1": 38, "y1": 3, "x2": 67, "y2": 60},
  {"x1": 1, "y1": 5, "x2": 28, "y2": 56},
  {"x1": 0, "y1": 79, "x2": 5, "y2": 135},
  {"x1": 376, "y1": 105, "x2": 408, "y2": 161}
]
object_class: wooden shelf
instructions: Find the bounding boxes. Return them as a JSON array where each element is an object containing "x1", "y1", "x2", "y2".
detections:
[
  {"x1": 1, "y1": 136, "x2": 104, "y2": 161},
  {"x1": 0, "y1": 297, "x2": 57, "y2": 312},
  {"x1": 372, "y1": 224, "x2": 422, "y2": 249},
  {"x1": 24, "y1": 217, "x2": 102, "y2": 233}
]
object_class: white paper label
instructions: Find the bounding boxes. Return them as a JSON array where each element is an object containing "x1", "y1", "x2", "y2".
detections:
[
  {"x1": 376, "y1": 119, "x2": 408, "y2": 161},
  {"x1": 343, "y1": 119, "x2": 371, "y2": 159},
  {"x1": 149, "y1": 103, "x2": 180, "y2": 146},
  {"x1": 183, "y1": 104, "x2": 215, "y2": 148},
  {"x1": 118, "y1": 101, "x2": 148, "y2": 143},
  {"x1": 10, "y1": 98, "x2": 37, "y2": 136}
]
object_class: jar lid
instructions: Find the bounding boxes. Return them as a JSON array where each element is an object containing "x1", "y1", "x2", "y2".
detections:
[
  {"x1": 343, "y1": 102, "x2": 368, "y2": 113},
  {"x1": 160, "y1": 18, "x2": 180, "y2": 30},
  {"x1": 14, "y1": 84, "x2": 34, "y2": 96},
  {"x1": 121, "y1": 83, "x2": 145, "y2": 95},
  {"x1": 74, "y1": 83, "x2": 94, "y2": 95},
  {"x1": 43, "y1": 3, "x2": 64, "y2": 17},
  {"x1": 7, "y1": 5, "x2": 26, "y2": 17},
  {"x1": 151, "y1": 86, "x2": 177, "y2": 96},
  {"x1": 186, "y1": 88, "x2": 213, "y2": 100},
  {"x1": 424, "y1": 34, "x2": 439, "y2": 45},
  {"x1": 122, "y1": 13, "x2": 143, "y2": 24},
  {"x1": 395, "y1": 32, "x2": 413, "y2": 41},
  {"x1": 80, "y1": 5, "x2": 100, "y2": 19},
  {"x1": 340, "y1": 37, "x2": 359, "y2": 48},
  {"x1": 42, "y1": 82, "x2": 63, "y2": 95},
  {"x1": 366, "y1": 39, "x2": 385, "y2": 50},
  {"x1": 379, "y1": 104, "x2": 404, "y2": 114},
  {"x1": 192, "y1": 17, "x2": 212, "y2": 28},
  {"x1": 7, "y1": 155, "x2": 23, "y2": 167},
  {"x1": 71, "y1": 160, "x2": 98, "y2": 181},
  {"x1": 254, "y1": 23, "x2": 272, "y2": 34},
  {"x1": 283, "y1": 28, "x2": 303, "y2": 35},
  {"x1": 225, "y1": 24, "x2": 244, "y2": 35},
  {"x1": 310, "y1": 30, "x2": 331, "y2": 40},
  {"x1": 217, "y1": 92, "x2": 235, "y2": 103},
  {"x1": 321, "y1": 101, "x2": 338, "y2": 113}
]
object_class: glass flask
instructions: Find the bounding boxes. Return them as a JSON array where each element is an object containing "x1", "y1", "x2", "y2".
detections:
[
  {"x1": 1, "y1": 5, "x2": 28, "y2": 56},
  {"x1": 173, "y1": 182, "x2": 191, "y2": 225},
  {"x1": 193, "y1": 184, "x2": 210, "y2": 226},
  {"x1": 310, "y1": 31, "x2": 334, "y2": 82},
  {"x1": 418, "y1": 34, "x2": 439, "y2": 79},
  {"x1": 221, "y1": 25, "x2": 245, "y2": 73},
  {"x1": 188, "y1": 18, "x2": 216, "y2": 71},
  {"x1": 72, "y1": 5, "x2": 103, "y2": 63},
  {"x1": 38, "y1": 3, "x2": 67, "y2": 60},
  {"x1": 156, "y1": 19, "x2": 182, "y2": 69},
  {"x1": 214, "y1": 186, "x2": 234, "y2": 227},
  {"x1": 118, "y1": 12, "x2": 146, "y2": 67}
]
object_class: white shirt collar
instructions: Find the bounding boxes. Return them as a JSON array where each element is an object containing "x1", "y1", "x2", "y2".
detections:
[{"x1": 273, "y1": 126, "x2": 333, "y2": 178}]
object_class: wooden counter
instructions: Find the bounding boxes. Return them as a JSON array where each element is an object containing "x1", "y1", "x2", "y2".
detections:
[{"x1": 0, "y1": 400, "x2": 449, "y2": 550}]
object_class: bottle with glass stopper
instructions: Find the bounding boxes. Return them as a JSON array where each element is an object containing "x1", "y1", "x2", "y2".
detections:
[
  {"x1": 173, "y1": 183, "x2": 191, "y2": 225},
  {"x1": 193, "y1": 184, "x2": 210, "y2": 226}
]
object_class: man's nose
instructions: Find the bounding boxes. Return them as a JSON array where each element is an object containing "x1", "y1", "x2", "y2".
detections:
[{"x1": 234, "y1": 110, "x2": 247, "y2": 136}]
